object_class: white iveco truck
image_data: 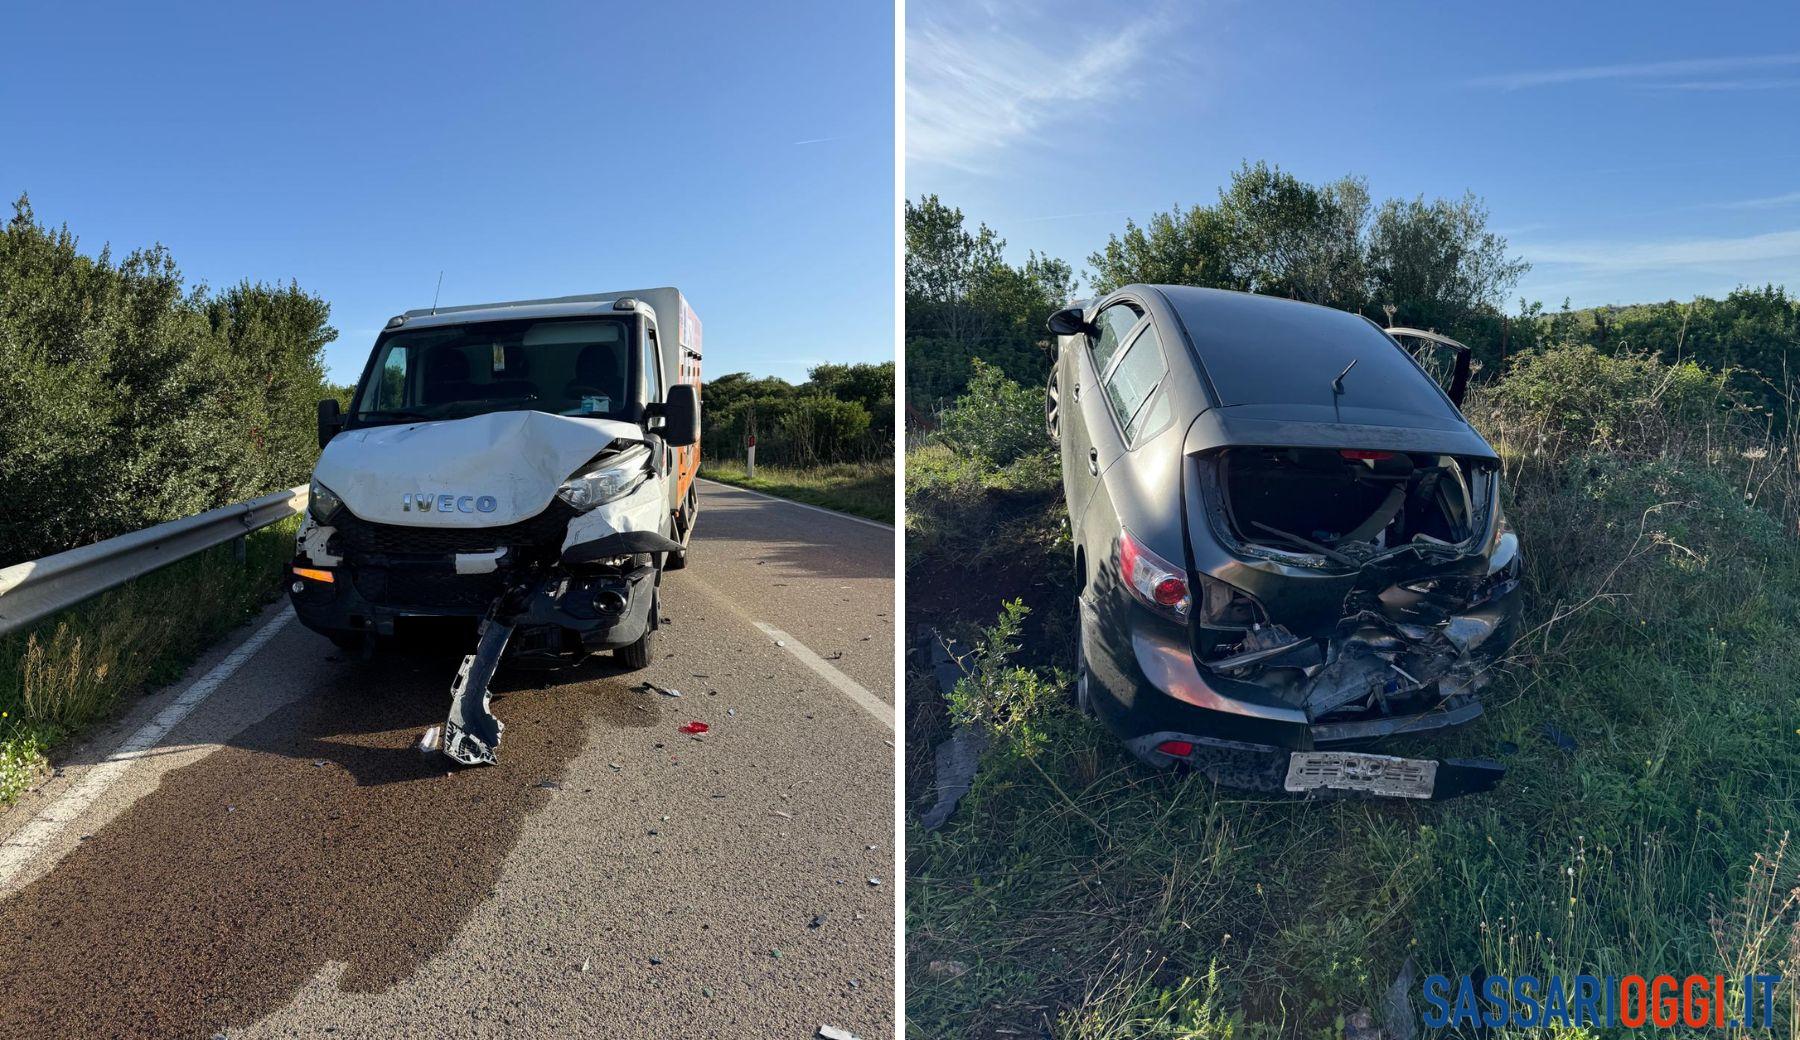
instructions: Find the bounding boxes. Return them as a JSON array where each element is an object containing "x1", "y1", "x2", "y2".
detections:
[{"x1": 289, "y1": 289, "x2": 703, "y2": 766}]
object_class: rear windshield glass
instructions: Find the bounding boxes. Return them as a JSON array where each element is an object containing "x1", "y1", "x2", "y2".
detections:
[
  {"x1": 353, "y1": 317, "x2": 634, "y2": 424},
  {"x1": 1165, "y1": 290, "x2": 1455, "y2": 416}
]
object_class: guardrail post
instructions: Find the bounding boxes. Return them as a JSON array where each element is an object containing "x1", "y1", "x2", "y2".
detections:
[
  {"x1": 746, "y1": 443, "x2": 756, "y2": 479},
  {"x1": 232, "y1": 535, "x2": 246, "y2": 563}
]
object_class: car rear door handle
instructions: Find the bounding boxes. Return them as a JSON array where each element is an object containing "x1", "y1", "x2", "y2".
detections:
[{"x1": 1088, "y1": 447, "x2": 1099, "y2": 475}]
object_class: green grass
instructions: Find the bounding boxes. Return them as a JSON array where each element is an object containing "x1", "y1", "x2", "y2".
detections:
[
  {"x1": 906, "y1": 347, "x2": 1800, "y2": 1037},
  {"x1": 703, "y1": 458, "x2": 895, "y2": 524},
  {"x1": 0, "y1": 516, "x2": 300, "y2": 807}
]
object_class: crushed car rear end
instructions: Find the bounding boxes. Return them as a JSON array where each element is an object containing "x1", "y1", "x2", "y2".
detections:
[{"x1": 1069, "y1": 287, "x2": 1523, "y2": 799}]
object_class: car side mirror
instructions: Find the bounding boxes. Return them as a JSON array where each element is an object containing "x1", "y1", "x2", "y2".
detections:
[
  {"x1": 1047, "y1": 306, "x2": 1091, "y2": 337},
  {"x1": 656, "y1": 384, "x2": 700, "y2": 447},
  {"x1": 317, "y1": 398, "x2": 344, "y2": 449}
]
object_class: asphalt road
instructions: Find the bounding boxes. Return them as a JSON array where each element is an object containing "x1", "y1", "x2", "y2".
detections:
[{"x1": 0, "y1": 481, "x2": 895, "y2": 1039}]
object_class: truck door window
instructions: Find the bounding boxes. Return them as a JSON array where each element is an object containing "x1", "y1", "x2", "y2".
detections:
[
  {"x1": 643, "y1": 325, "x2": 664, "y2": 403},
  {"x1": 1089, "y1": 302, "x2": 1144, "y2": 374}
]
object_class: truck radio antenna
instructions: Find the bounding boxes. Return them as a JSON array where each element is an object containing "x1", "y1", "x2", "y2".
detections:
[{"x1": 431, "y1": 270, "x2": 444, "y2": 314}]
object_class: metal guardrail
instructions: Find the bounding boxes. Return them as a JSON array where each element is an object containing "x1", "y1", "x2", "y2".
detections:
[{"x1": 0, "y1": 485, "x2": 308, "y2": 638}]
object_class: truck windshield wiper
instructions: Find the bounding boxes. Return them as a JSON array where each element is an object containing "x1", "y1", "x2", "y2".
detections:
[{"x1": 357, "y1": 409, "x2": 434, "y2": 422}]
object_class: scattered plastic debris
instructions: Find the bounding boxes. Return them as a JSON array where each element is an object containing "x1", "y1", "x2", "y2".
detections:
[
  {"x1": 818, "y1": 1026, "x2": 862, "y2": 1040},
  {"x1": 867, "y1": 877, "x2": 881, "y2": 886},
  {"x1": 311, "y1": 759, "x2": 327, "y2": 768},
  {"x1": 809, "y1": 913, "x2": 827, "y2": 929},
  {"x1": 579, "y1": 958, "x2": 591, "y2": 973},
  {"x1": 920, "y1": 726, "x2": 988, "y2": 831},
  {"x1": 417, "y1": 725, "x2": 444, "y2": 753},
  {"x1": 680, "y1": 721, "x2": 709, "y2": 735}
]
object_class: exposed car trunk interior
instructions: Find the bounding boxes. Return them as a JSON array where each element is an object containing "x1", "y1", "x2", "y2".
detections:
[
  {"x1": 1189, "y1": 446, "x2": 1514, "y2": 725},
  {"x1": 1218, "y1": 446, "x2": 1478, "y2": 561}
]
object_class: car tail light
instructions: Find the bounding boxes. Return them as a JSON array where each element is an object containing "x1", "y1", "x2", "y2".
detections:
[
  {"x1": 1119, "y1": 528, "x2": 1190, "y2": 622},
  {"x1": 1156, "y1": 740, "x2": 1195, "y2": 757}
]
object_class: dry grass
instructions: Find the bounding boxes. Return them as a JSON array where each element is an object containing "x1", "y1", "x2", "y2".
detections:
[{"x1": 0, "y1": 517, "x2": 298, "y2": 805}]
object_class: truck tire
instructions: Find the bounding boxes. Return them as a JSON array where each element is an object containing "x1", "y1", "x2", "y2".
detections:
[
  {"x1": 614, "y1": 626, "x2": 655, "y2": 670},
  {"x1": 664, "y1": 485, "x2": 698, "y2": 571}
]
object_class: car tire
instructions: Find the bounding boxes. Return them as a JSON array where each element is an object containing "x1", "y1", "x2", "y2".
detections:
[
  {"x1": 1045, "y1": 369, "x2": 1061, "y2": 443},
  {"x1": 1073, "y1": 598, "x2": 1096, "y2": 718}
]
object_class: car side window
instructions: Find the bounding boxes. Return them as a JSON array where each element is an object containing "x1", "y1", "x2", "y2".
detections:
[
  {"x1": 1089, "y1": 302, "x2": 1143, "y2": 375},
  {"x1": 1103, "y1": 322, "x2": 1167, "y2": 441}
]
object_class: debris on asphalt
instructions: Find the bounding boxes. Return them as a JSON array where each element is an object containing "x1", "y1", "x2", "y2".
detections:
[
  {"x1": 809, "y1": 914, "x2": 827, "y2": 929},
  {"x1": 775, "y1": 640, "x2": 785, "y2": 647},
  {"x1": 770, "y1": 948, "x2": 783, "y2": 959},
  {"x1": 312, "y1": 759, "x2": 327, "y2": 768},
  {"x1": 579, "y1": 958, "x2": 591, "y2": 973},
  {"x1": 534, "y1": 779, "x2": 563, "y2": 790},
  {"x1": 649, "y1": 956, "x2": 664, "y2": 966},
  {"x1": 867, "y1": 877, "x2": 881, "y2": 886},
  {"x1": 680, "y1": 721, "x2": 709, "y2": 735},
  {"x1": 818, "y1": 1026, "x2": 862, "y2": 1040},
  {"x1": 772, "y1": 810, "x2": 792, "y2": 819},
  {"x1": 726, "y1": 707, "x2": 736, "y2": 717},
  {"x1": 417, "y1": 725, "x2": 443, "y2": 753}
]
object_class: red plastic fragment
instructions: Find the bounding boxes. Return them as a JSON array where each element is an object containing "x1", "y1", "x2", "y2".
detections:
[{"x1": 680, "y1": 721, "x2": 709, "y2": 735}]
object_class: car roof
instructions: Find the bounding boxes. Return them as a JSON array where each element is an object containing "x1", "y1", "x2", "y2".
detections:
[{"x1": 1141, "y1": 285, "x2": 1459, "y2": 416}]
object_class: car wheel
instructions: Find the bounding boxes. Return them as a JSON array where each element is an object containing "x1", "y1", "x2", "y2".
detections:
[
  {"x1": 1073, "y1": 597, "x2": 1096, "y2": 718},
  {"x1": 1045, "y1": 369, "x2": 1061, "y2": 443}
]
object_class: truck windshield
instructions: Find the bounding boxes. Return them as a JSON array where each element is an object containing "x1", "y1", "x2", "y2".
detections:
[{"x1": 352, "y1": 317, "x2": 634, "y2": 424}]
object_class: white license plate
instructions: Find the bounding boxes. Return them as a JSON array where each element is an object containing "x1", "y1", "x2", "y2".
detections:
[{"x1": 1284, "y1": 751, "x2": 1437, "y2": 799}]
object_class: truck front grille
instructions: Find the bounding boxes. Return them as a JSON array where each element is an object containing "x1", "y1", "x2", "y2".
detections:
[
  {"x1": 351, "y1": 569, "x2": 507, "y2": 613},
  {"x1": 331, "y1": 502, "x2": 577, "y2": 557}
]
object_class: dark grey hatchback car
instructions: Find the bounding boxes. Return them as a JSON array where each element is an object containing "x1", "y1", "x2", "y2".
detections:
[{"x1": 1047, "y1": 285, "x2": 1522, "y2": 799}]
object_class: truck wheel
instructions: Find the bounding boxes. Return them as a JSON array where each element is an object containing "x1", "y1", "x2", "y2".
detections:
[
  {"x1": 665, "y1": 486, "x2": 697, "y2": 571},
  {"x1": 615, "y1": 627, "x2": 655, "y2": 670}
]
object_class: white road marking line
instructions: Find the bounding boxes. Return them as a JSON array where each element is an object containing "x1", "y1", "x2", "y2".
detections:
[
  {"x1": 0, "y1": 609, "x2": 292, "y2": 891},
  {"x1": 752, "y1": 621, "x2": 893, "y2": 731},
  {"x1": 696, "y1": 477, "x2": 893, "y2": 531}
]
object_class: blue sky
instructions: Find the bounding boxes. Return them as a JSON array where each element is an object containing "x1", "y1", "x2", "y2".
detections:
[
  {"x1": 1, "y1": 1, "x2": 892, "y2": 384},
  {"x1": 908, "y1": 0, "x2": 1800, "y2": 310}
]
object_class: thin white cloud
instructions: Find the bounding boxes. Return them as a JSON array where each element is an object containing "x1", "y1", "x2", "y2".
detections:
[
  {"x1": 1708, "y1": 190, "x2": 1800, "y2": 210},
  {"x1": 906, "y1": 0, "x2": 1178, "y2": 173},
  {"x1": 1469, "y1": 51, "x2": 1800, "y2": 91},
  {"x1": 1641, "y1": 77, "x2": 1800, "y2": 91},
  {"x1": 793, "y1": 136, "x2": 847, "y2": 146},
  {"x1": 1518, "y1": 228, "x2": 1800, "y2": 270}
]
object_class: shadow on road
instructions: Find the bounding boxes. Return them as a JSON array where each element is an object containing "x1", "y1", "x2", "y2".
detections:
[{"x1": 0, "y1": 643, "x2": 663, "y2": 1039}]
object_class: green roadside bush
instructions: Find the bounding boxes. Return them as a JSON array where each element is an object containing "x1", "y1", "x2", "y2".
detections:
[{"x1": 0, "y1": 195, "x2": 335, "y2": 564}]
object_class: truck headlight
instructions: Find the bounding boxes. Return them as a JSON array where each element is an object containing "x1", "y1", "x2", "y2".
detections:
[
  {"x1": 310, "y1": 480, "x2": 344, "y2": 521},
  {"x1": 556, "y1": 444, "x2": 651, "y2": 512}
]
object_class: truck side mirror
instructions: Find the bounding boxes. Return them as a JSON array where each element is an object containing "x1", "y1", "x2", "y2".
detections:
[
  {"x1": 1047, "y1": 306, "x2": 1091, "y2": 337},
  {"x1": 317, "y1": 398, "x2": 344, "y2": 449},
  {"x1": 659, "y1": 384, "x2": 700, "y2": 447}
]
